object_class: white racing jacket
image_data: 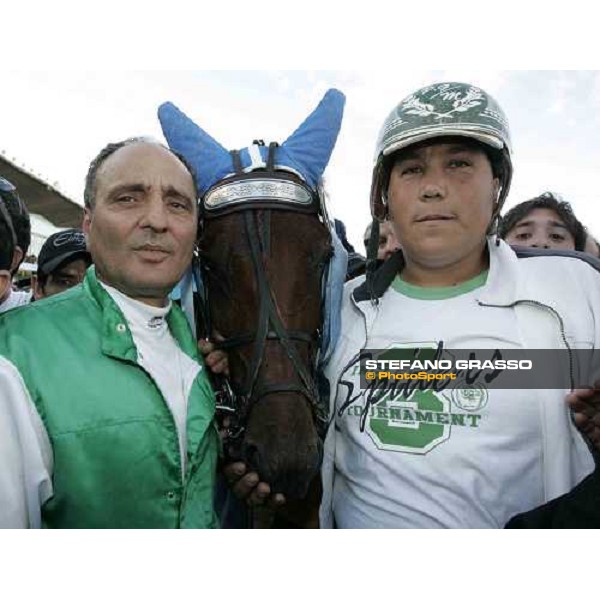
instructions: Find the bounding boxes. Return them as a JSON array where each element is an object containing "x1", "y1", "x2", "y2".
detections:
[{"x1": 320, "y1": 238, "x2": 599, "y2": 528}]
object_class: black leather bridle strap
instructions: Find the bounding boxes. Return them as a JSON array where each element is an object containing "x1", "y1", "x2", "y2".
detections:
[
  {"x1": 193, "y1": 254, "x2": 211, "y2": 340},
  {"x1": 230, "y1": 149, "x2": 243, "y2": 175},
  {"x1": 266, "y1": 142, "x2": 278, "y2": 172},
  {"x1": 253, "y1": 382, "x2": 310, "y2": 400},
  {"x1": 216, "y1": 329, "x2": 315, "y2": 350},
  {"x1": 241, "y1": 209, "x2": 318, "y2": 405},
  {"x1": 243, "y1": 210, "x2": 273, "y2": 397}
]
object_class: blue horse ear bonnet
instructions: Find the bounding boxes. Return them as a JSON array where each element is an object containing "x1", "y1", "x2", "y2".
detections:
[
  {"x1": 159, "y1": 89, "x2": 348, "y2": 366},
  {"x1": 158, "y1": 88, "x2": 346, "y2": 195}
]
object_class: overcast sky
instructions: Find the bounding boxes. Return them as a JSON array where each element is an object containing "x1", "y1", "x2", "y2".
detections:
[{"x1": 1, "y1": 70, "x2": 599, "y2": 250}]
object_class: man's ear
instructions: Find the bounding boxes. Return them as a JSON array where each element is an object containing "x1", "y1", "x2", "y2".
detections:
[
  {"x1": 32, "y1": 274, "x2": 45, "y2": 301},
  {"x1": 82, "y1": 207, "x2": 92, "y2": 235}
]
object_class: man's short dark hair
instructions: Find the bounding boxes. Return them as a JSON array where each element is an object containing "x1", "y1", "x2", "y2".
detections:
[
  {"x1": 83, "y1": 137, "x2": 200, "y2": 209},
  {"x1": 0, "y1": 177, "x2": 30, "y2": 271},
  {"x1": 498, "y1": 192, "x2": 587, "y2": 251}
]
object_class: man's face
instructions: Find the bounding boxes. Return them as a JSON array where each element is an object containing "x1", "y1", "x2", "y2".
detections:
[
  {"x1": 363, "y1": 221, "x2": 401, "y2": 261},
  {"x1": 505, "y1": 208, "x2": 576, "y2": 250},
  {"x1": 33, "y1": 256, "x2": 89, "y2": 300},
  {"x1": 387, "y1": 140, "x2": 499, "y2": 272},
  {"x1": 83, "y1": 143, "x2": 197, "y2": 306}
]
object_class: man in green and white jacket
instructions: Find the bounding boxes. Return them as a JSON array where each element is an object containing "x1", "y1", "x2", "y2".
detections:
[{"x1": 0, "y1": 138, "x2": 219, "y2": 528}]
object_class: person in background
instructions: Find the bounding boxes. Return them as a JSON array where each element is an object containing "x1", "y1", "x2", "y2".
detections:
[
  {"x1": 32, "y1": 229, "x2": 92, "y2": 300},
  {"x1": 363, "y1": 219, "x2": 401, "y2": 263},
  {"x1": 334, "y1": 218, "x2": 366, "y2": 280},
  {"x1": 0, "y1": 176, "x2": 32, "y2": 313},
  {"x1": 498, "y1": 192, "x2": 586, "y2": 251},
  {"x1": 0, "y1": 191, "x2": 16, "y2": 304},
  {"x1": 583, "y1": 232, "x2": 600, "y2": 258}
]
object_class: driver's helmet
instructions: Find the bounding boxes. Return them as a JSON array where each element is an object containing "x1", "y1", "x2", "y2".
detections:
[{"x1": 370, "y1": 81, "x2": 512, "y2": 221}]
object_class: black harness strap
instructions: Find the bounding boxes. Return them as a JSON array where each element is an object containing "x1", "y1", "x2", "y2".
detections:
[
  {"x1": 216, "y1": 329, "x2": 315, "y2": 350},
  {"x1": 241, "y1": 209, "x2": 317, "y2": 402},
  {"x1": 230, "y1": 149, "x2": 243, "y2": 175},
  {"x1": 266, "y1": 142, "x2": 278, "y2": 172},
  {"x1": 243, "y1": 211, "x2": 271, "y2": 398}
]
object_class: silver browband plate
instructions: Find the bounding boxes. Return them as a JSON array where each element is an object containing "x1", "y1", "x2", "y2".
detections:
[{"x1": 204, "y1": 178, "x2": 313, "y2": 211}]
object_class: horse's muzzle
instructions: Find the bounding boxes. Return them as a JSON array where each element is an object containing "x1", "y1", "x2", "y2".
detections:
[{"x1": 241, "y1": 434, "x2": 323, "y2": 500}]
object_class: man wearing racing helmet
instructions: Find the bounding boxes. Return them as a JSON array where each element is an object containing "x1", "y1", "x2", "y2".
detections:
[{"x1": 320, "y1": 82, "x2": 600, "y2": 528}]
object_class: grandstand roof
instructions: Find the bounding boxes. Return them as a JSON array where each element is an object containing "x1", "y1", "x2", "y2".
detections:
[{"x1": 0, "y1": 152, "x2": 83, "y2": 228}]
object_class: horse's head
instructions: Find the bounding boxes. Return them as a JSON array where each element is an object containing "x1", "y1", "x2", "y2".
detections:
[
  {"x1": 201, "y1": 188, "x2": 331, "y2": 498},
  {"x1": 159, "y1": 91, "x2": 345, "y2": 498}
]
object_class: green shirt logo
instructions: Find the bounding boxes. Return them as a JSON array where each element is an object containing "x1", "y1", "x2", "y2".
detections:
[{"x1": 367, "y1": 389, "x2": 451, "y2": 453}]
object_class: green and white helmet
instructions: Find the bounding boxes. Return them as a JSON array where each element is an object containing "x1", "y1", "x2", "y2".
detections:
[{"x1": 370, "y1": 81, "x2": 513, "y2": 220}]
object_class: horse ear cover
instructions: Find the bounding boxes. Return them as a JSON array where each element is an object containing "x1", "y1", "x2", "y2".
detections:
[
  {"x1": 158, "y1": 89, "x2": 345, "y2": 196},
  {"x1": 159, "y1": 90, "x2": 349, "y2": 353}
]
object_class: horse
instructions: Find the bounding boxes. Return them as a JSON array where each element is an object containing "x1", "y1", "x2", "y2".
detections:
[{"x1": 159, "y1": 91, "x2": 347, "y2": 523}]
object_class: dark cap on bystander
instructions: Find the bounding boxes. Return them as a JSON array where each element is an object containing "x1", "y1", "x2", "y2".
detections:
[{"x1": 38, "y1": 229, "x2": 90, "y2": 276}]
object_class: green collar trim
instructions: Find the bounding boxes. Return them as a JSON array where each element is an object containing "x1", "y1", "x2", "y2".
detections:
[{"x1": 391, "y1": 270, "x2": 488, "y2": 300}]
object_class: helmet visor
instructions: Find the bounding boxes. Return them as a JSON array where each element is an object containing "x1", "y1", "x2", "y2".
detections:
[{"x1": 382, "y1": 126, "x2": 504, "y2": 158}]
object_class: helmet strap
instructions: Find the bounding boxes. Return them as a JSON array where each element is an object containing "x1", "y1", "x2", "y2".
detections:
[
  {"x1": 486, "y1": 205, "x2": 502, "y2": 244},
  {"x1": 366, "y1": 218, "x2": 381, "y2": 305},
  {"x1": 370, "y1": 159, "x2": 389, "y2": 222},
  {"x1": 379, "y1": 191, "x2": 389, "y2": 219}
]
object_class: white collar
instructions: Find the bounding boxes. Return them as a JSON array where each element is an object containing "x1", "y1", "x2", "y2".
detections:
[
  {"x1": 475, "y1": 237, "x2": 521, "y2": 307},
  {"x1": 100, "y1": 281, "x2": 172, "y2": 332}
]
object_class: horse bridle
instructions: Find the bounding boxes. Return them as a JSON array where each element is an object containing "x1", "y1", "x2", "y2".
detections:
[{"x1": 196, "y1": 143, "x2": 331, "y2": 458}]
